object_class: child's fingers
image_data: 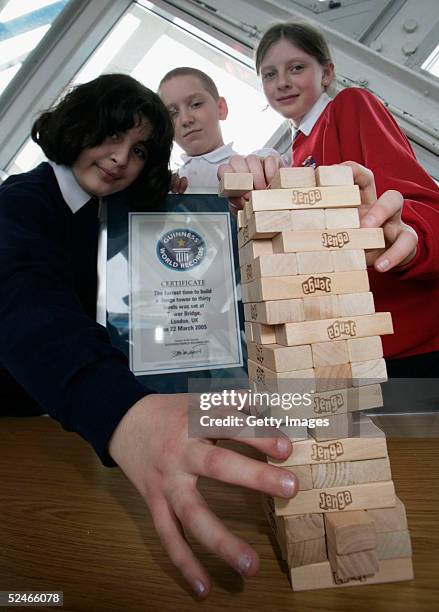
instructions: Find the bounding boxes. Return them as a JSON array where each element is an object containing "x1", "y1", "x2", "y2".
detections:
[
  {"x1": 186, "y1": 441, "x2": 298, "y2": 499},
  {"x1": 246, "y1": 154, "x2": 270, "y2": 190},
  {"x1": 374, "y1": 226, "x2": 418, "y2": 272},
  {"x1": 228, "y1": 197, "x2": 246, "y2": 214},
  {"x1": 361, "y1": 190, "x2": 404, "y2": 228},
  {"x1": 170, "y1": 484, "x2": 260, "y2": 578},
  {"x1": 150, "y1": 495, "x2": 211, "y2": 598},
  {"x1": 237, "y1": 433, "x2": 293, "y2": 460},
  {"x1": 263, "y1": 155, "x2": 283, "y2": 185},
  {"x1": 341, "y1": 161, "x2": 377, "y2": 210}
]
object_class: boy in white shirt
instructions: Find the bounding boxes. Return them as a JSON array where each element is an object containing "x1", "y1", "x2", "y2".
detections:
[{"x1": 158, "y1": 67, "x2": 283, "y2": 188}]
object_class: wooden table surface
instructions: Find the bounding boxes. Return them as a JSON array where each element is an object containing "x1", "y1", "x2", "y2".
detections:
[{"x1": 0, "y1": 416, "x2": 438, "y2": 612}]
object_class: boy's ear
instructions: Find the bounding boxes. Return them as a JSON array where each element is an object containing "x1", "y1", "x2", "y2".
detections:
[{"x1": 217, "y1": 97, "x2": 228, "y2": 121}]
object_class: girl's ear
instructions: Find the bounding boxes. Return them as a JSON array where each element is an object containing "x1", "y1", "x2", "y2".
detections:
[
  {"x1": 217, "y1": 97, "x2": 228, "y2": 121},
  {"x1": 322, "y1": 62, "x2": 335, "y2": 89}
]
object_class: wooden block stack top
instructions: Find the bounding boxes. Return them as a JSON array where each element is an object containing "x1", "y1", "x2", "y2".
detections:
[{"x1": 230, "y1": 166, "x2": 413, "y2": 590}]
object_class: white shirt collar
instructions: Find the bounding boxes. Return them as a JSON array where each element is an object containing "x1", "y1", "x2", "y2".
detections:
[
  {"x1": 181, "y1": 142, "x2": 236, "y2": 165},
  {"x1": 291, "y1": 92, "x2": 332, "y2": 139},
  {"x1": 48, "y1": 161, "x2": 91, "y2": 214}
]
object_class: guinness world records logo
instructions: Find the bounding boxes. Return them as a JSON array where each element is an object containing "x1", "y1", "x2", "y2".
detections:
[{"x1": 157, "y1": 228, "x2": 206, "y2": 271}]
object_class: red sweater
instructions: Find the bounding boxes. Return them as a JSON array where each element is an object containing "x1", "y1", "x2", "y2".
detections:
[{"x1": 293, "y1": 87, "x2": 439, "y2": 359}]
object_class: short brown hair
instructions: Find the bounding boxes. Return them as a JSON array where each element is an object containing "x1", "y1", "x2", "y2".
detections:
[
  {"x1": 255, "y1": 22, "x2": 333, "y2": 75},
  {"x1": 158, "y1": 67, "x2": 220, "y2": 101}
]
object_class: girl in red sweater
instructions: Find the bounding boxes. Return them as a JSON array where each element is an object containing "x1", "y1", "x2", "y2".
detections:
[{"x1": 220, "y1": 22, "x2": 439, "y2": 375}]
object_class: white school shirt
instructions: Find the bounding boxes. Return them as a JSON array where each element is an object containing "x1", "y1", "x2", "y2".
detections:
[
  {"x1": 177, "y1": 142, "x2": 283, "y2": 188},
  {"x1": 48, "y1": 161, "x2": 90, "y2": 213},
  {"x1": 290, "y1": 92, "x2": 332, "y2": 164}
]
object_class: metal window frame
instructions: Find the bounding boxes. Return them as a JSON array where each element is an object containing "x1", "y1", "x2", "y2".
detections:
[{"x1": 0, "y1": 0, "x2": 132, "y2": 171}]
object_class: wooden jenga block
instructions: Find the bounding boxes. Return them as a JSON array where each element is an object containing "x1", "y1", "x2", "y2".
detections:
[
  {"x1": 268, "y1": 428, "x2": 388, "y2": 467},
  {"x1": 283, "y1": 513, "x2": 325, "y2": 542},
  {"x1": 313, "y1": 461, "x2": 352, "y2": 489},
  {"x1": 284, "y1": 464, "x2": 313, "y2": 491},
  {"x1": 261, "y1": 495, "x2": 287, "y2": 560},
  {"x1": 315, "y1": 165, "x2": 354, "y2": 186},
  {"x1": 244, "y1": 321, "x2": 253, "y2": 342},
  {"x1": 237, "y1": 209, "x2": 245, "y2": 229},
  {"x1": 276, "y1": 312, "x2": 393, "y2": 346},
  {"x1": 314, "y1": 363, "x2": 352, "y2": 393},
  {"x1": 311, "y1": 388, "x2": 349, "y2": 417},
  {"x1": 376, "y1": 530, "x2": 412, "y2": 560},
  {"x1": 324, "y1": 510, "x2": 376, "y2": 554},
  {"x1": 303, "y1": 295, "x2": 340, "y2": 320},
  {"x1": 296, "y1": 251, "x2": 334, "y2": 274},
  {"x1": 243, "y1": 270, "x2": 369, "y2": 303},
  {"x1": 328, "y1": 547, "x2": 379, "y2": 581},
  {"x1": 287, "y1": 537, "x2": 327, "y2": 568},
  {"x1": 247, "y1": 360, "x2": 315, "y2": 394},
  {"x1": 325, "y1": 208, "x2": 360, "y2": 229},
  {"x1": 274, "y1": 481, "x2": 395, "y2": 516},
  {"x1": 346, "y1": 384, "x2": 383, "y2": 412},
  {"x1": 313, "y1": 457, "x2": 391, "y2": 489},
  {"x1": 237, "y1": 227, "x2": 247, "y2": 249},
  {"x1": 351, "y1": 358, "x2": 388, "y2": 387},
  {"x1": 367, "y1": 497, "x2": 408, "y2": 533},
  {"x1": 244, "y1": 299, "x2": 305, "y2": 325},
  {"x1": 347, "y1": 336, "x2": 383, "y2": 362},
  {"x1": 311, "y1": 340, "x2": 349, "y2": 366},
  {"x1": 247, "y1": 342, "x2": 313, "y2": 372},
  {"x1": 243, "y1": 201, "x2": 252, "y2": 222},
  {"x1": 309, "y1": 412, "x2": 353, "y2": 441},
  {"x1": 242, "y1": 253, "x2": 298, "y2": 283},
  {"x1": 238, "y1": 238, "x2": 273, "y2": 266},
  {"x1": 246, "y1": 210, "x2": 293, "y2": 240},
  {"x1": 350, "y1": 457, "x2": 392, "y2": 484},
  {"x1": 290, "y1": 557, "x2": 414, "y2": 591},
  {"x1": 269, "y1": 167, "x2": 316, "y2": 189},
  {"x1": 219, "y1": 172, "x2": 253, "y2": 197},
  {"x1": 273, "y1": 228, "x2": 385, "y2": 253},
  {"x1": 249, "y1": 185, "x2": 361, "y2": 213},
  {"x1": 250, "y1": 322, "x2": 277, "y2": 344},
  {"x1": 338, "y1": 292, "x2": 375, "y2": 317},
  {"x1": 332, "y1": 249, "x2": 366, "y2": 272},
  {"x1": 290, "y1": 209, "x2": 325, "y2": 230}
]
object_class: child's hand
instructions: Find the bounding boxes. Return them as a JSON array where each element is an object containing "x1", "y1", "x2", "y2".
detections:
[
  {"x1": 342, "y1": 161, "x2": 418, "y2": 271},
  {"x1": 218, "y1": 154, "x2": 284, "y2": 213},
  {"x1": 170, "y1": 172, "x2": 188, "y2": 194},
  {"x1": 108, "y1": 393, "x2": 297, "y2": 599}
]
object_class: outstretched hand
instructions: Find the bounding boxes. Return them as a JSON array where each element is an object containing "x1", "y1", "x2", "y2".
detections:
[
  {"x1": 342, "y1": 161, "x2": 418, "y2": 271},
  {"x1": 218, "y1": 154, "x2": 284, "y2": 214},
  {"x1": 108, "y1": 393, "x2": 297, "y2": 599}
]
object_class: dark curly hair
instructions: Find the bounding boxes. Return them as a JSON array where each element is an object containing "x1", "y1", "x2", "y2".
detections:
[{"x1": 31, "y1": 74, "x2": 173, "y2": 206}]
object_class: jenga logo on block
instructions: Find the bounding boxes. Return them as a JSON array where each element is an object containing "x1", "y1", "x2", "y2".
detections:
[
  {"x1": 322, "y1": 231, "x2": 350, "y2": 248},
  {"x1": 311, "y1": 441, "x2": 344, "y2": 462},
  {"x1": 250, "y1": 304, "x2": 258, "y2": 321},
  {"x1": 327, "y1": 320, "x2": 357, "y2": 339},
  {"x1": 256, "y1": 366, "x2": 265, "y2": 384},
  {"x1": 313, "y1": 393, "x2": 344, "y2": 415},
  {"x1": 302, "y1": 276, "x2": 331, "y2": 294},
  {"x1": 243, "y1": 226, "x2": 249, "y2": 241},
  {"x1": 319, "y1": 490, "x2": 353, "y2": 511},
  {"x1": 291, "y1": 189, "x2": 322, "y2": 206},
  {"x1": 246, "y1": 264, "x2": 253, "y2": 281},
  {"x1": 333, "y1": 574, "x2": 368, "y2": 585},
  {"x1": 256, "y1": 344, "x2": 264, "y2": 364}
]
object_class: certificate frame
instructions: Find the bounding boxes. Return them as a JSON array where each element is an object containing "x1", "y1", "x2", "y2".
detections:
[{"x1": 97, "y1": 191, "x2": 247, "y2": 394}]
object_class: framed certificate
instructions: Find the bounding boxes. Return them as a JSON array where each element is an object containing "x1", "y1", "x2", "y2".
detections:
[
  {"x1": 97, "y1": 192, "x2": 246, "y2": 394},
  {"x1": 129, "y1": 211, "x2": 242, "y2": 375}
]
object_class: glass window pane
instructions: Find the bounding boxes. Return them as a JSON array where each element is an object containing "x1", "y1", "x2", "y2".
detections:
[
  {"x1": 7, "y1": 1, "x2": 286, "y2": 174},
  {"x1": 0, "y1": 0, "x2": 69, "y2": 97}
]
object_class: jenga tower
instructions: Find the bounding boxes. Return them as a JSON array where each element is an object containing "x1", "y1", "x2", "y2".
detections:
[{"x1": 220, "y1": 167, "x2": 414, "y2": 590}]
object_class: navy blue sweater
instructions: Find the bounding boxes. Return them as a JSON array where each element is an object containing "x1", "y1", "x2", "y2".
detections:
[{"x1": 0, "y1": 162, "x2": 151, "y2": 465}]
